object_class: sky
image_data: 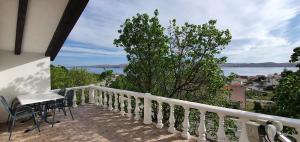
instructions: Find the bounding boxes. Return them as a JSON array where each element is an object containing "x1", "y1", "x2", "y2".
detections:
[{"x1": 52, "y1": 0, "x2": 300, "y2": 66}]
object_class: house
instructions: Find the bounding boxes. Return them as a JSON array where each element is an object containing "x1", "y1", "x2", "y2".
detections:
[{"x1": 226, "y1": 82, "x2": 247, "y2": 109}]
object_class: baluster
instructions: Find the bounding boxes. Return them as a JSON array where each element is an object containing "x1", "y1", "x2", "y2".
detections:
[
  {"x1": 126, "y1": 95, "x2": 132, "y2": 117},
  {"x1": 134, "y1": 97, "x2": 140, "y2": 120},
  {"x1": 113, "y1": 92, "x2": 119, "y2": 112},
  {"x1": 168, "y1": 103, "x2": 176, "y2": 133},
  {"x1": 156, "y1": 101, "x2": 163, "y2": 128},
  {"x1": 108, "y1": 92, "x2": 113, "y2": 111},
  {"x1": 72, "y1": 90, "x2": 77, "y2": 107},
  {"x1": 95, "y1": 90, "x2": 99, "y2": 106},
  {"x1": 81, "y1": 89, "x2": 85, "y2": 105},
  {"x1": 297, "y1": 127, "x2": 300, "y2": 142},
  {"x1": 99, "y1": 90, "x2": 103, "y2": 106},
  {"x1": 198, "y1": 110, "x2": 207, "y2": 142},
  {"x1": 120, "y1": 94, "x2": 125, "y2": 116},
  {"x1": 239, "y1": 118, "x2": 249, "y2": 142},
  {"x1": 89, "y1": 87, "x2": 95, "y2": 103},
  {"x1": 181, "y1": 106, "x2": 190, "y2": 139},
  {"x1": 103, "y1": 91, "x2": 108, "y2": 108},
  {"x1": 217, "y1": 113, "x2": 228, "y2": 142}
]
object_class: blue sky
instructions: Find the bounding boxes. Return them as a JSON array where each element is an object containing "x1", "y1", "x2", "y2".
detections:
[{"x1": 52, "y1": 0, "x2": 300, "y2": 66}]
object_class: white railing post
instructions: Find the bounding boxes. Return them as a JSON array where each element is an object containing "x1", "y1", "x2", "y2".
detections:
[
  {"x1": 72, "y1": 89, "x2": 77, "y2": 108},
  {"x1": 156, "y1": 101, "x2": 163, "y2": 128},
  {"x1": 108, "y1": 92, "x2": 113, "y2": 111},
  {"x1": 217, "y1": 113, "x2": 228, "y2": 142},
  {"x1": 95, "y1": 90, "x2": 99, "y2": 106},
  {"x1": 198, "y1": 110, "x2": 206, "y2": 142},
  {"x1": 296, "y1": 127, "x2": 300, "y2": 142},
  {"x1": 126, "y1": 95, "x2": 132, "y2": 117},
  {"x1": 113, "y1": 92, "x2": 119, "y2": 112},
  {"x1": 81, "y1": 89, "x2": 85, "y2": 105},
  {"x1": 168, "y1": 103, "x2": 176, "y2": 133},
  {"x1": 143, "y1": 93, "x2": 152, "y2": 124},
  {"x1": 89, "y1": 86, "x2": 95, "y2": 104},
  {"x1": 120, "y1": 94, "x2": 125, "y2": 116},
  {"x1": 134, "y1": 97, "x2": 140, "y2": 120},
  {"x1": 239, "y1": 118, "x2": 249, "y2": 142},
  {"x1": 99, "y1": 90, "x2": 103, "y2": 106},
  {"x1": 103, "y1": 91, "x2": 108, "y2": 108},
  {"x1": 181, "y1": 106, "x2": 190, "y2": 139}
]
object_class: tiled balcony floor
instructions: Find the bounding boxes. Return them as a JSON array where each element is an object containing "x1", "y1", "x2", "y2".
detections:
[{"x1": 0, "y1": 104, "x2": 196, "y2": 142}]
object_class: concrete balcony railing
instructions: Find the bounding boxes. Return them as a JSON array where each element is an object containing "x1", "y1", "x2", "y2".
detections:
[{"x1": 58, "y1": 85, "x2": 300, "y2": 142}]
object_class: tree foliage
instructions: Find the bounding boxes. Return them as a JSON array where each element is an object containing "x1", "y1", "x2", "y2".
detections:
[{"x1": 114, "y1": 10, "x2": 232, "y2": 105}]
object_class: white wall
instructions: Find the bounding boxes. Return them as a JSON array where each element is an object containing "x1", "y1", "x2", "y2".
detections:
[{"x1": 0, "y1": 50, "x2": 50, "y2": 122}]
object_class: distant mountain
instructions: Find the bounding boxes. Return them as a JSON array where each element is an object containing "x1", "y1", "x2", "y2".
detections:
[
  {"x1": 220, "y1": 62, "x2": 296, "y2": 67},
  {"x1": 73, "y1": 62, "x2": 297, "y2": 68}
]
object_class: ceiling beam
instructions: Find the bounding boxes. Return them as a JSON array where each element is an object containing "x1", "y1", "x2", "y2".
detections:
[
  {"x1": 45, "y1": 0, "x2": 89, "y2": 61},
  {"x1": 15, "y1": 0, "x2": 28, "y2": 55}
]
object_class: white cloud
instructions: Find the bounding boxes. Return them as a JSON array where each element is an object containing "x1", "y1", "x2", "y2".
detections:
[{"x1": 64, "y1": 0, "x2": 300, "y2": 63}]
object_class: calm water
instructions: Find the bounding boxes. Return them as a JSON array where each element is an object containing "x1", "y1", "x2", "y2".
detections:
[{"x1": 83, "y1": 67, "x2": 298, "y2": 76}]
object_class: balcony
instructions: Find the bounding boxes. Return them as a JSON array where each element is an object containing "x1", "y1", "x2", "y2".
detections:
[{"x1": 1, "y1": 85, "x2": 300, "y2": 142}]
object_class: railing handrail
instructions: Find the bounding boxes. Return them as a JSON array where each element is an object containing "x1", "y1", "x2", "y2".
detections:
[{"x1": 58, "y1": 85, "x2": 300, "y2": 128}]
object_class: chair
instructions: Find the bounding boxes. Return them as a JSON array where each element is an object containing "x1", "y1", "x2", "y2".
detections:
[
  {"x1": 0, "y1": 96, "x2": 40, "y2": 140},
  {"x1": 56, "y1": 89, "x2": 75, "y2": 120}
]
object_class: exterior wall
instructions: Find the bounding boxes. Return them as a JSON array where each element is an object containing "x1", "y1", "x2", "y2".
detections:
[
  {"x1": 0, "y1": 50, "x2": 50, "y2": 122},
  {"x1": 230, "y1": 86, "x2": 246, "y2": 109}
]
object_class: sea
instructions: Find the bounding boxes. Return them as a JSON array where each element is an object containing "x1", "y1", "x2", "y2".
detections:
[{"x1": 80, "y1": 67, "x2": 298, "y2": 76}]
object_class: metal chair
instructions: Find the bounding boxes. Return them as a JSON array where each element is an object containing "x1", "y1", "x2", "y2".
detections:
[
  {"x1": 56, "y1": 89, "x2": 75, "y2": 120},
  {"x1": 0, "y1": 96, "x2": 40, "y2": 140}
]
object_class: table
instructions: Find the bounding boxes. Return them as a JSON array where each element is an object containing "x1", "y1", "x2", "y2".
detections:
[
  {"x1": 17, "y1": 92, "x2": 64, "y2": 105},
  {"x1": 17, "y1": 92, "x2": 64, "y2": 132}
]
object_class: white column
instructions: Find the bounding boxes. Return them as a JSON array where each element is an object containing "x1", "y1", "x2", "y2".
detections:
[
  {"x1": 134, "y1": 97, "x2": 140, "y2": 120},
  {"x1": 108, "y1": 92, "x2": 113, "y2": 111},
  {"x1": 143, "y1": 93, "x2": 152, "y2": 124},
  {"x1": 120, "y1": 94, "x2": 125, "y2": 116},
  {"x1": 99, "y1": 90, "x2": 103, "y2": 106},
  {"x1": 81, "y1": 89, "x2": 85, "y2": 105},
  {"x1": 197, "y1": 110, "x2": 206, "y2": 142},
  {"x1": 239, "y1": 118, "x2": 249, "y2": 142},
  {"x1": 113, "y1": 92, "x2": 119, "y2": 112},
  {"x1": 217, "y1": 113, "x2": 228, "y2": 142},
  {"x1": 95, "y1": 90, "x2": 99, "y2": 106},
  {"x1": 168, "y1": 103, "x2": 176, "y2": 133},
  {"x1": 156, "y1": 101, "x2": 163, "y2": 128},
  {"x1": 72, "y1": 90, "x2": 77, "y2": 108},
  {"x1": 296, "y1": 127, "x2": 300, "y2": 142},
  {"x1": 126, "y1": 95, "x2": 132, "y2": 117},
  {"x1": 181, "y1": 106, "x2": 190, "y2": 139},
  {"x1": 89, "y1": 87, "x2": 95, "y2": 104},
  {"x1": 103, "y1": 91, "x2": 108, "y2": 108}
]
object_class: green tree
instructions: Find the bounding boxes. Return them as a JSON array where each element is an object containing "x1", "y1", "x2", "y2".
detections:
[
  {"x1": 50, "y1": 65, "x2": 70, "y2": 89},
  {"x1": 274, "y1": 47, "x2": 300, "y2": 118},
  {"x1": 114, "y1": 9, "x2": 232, "y2": 106}
]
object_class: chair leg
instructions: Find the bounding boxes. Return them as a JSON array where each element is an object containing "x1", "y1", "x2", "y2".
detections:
[
  {"x1": 32, "y1": 113, "x2": 40, "y2": 132},
  {"x1": 68, "y1": 107, "x2": 74, "y2": 120},
  {"x1": 9, "y1": 117, "x2": 16, "y2": 140},
  {"x1": 62, "y1": 108, "x2": 67, "y2": 116},
  {"x1": 51, "y1": 109, "x2": 56, "y2": 128}
]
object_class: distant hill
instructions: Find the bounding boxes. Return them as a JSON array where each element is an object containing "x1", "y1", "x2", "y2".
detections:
[
  {"x1": 73, "y1": 62, "x2": 297, "y2": 68},
  {"x1": 220, "y1": 62, "x2": 296, "y2": 67}
]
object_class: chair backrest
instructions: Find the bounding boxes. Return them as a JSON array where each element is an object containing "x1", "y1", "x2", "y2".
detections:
[
  {"x1": 0, "y1": 96, "x2": 13, "y2": 115},
  {"x1": 65, "y1": 90, "x2": 74, "y2": 107},
  {"x1": 57, "y1": 89, "x2": 66, "y2": 96}
]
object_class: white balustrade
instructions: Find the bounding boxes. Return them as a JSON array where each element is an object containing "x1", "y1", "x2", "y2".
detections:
[
  {"x1": 103, "y1": 91, "x2": 108, "y2": 108},
  {"x1": 114, "y1": 92, "x2": 119, "y2": 112},
  {"x1": 134, "y1": 97, "x2": 140, "y2": 120},
  {"x1": 181, "y1": 106, "x2": 190, "y2": 139},
  {"x1": 126, "y1": 95, "x2": 132, "y2": 117},
  {"x1": 81, "y1": 89, "x2": 85, "y2": 105},
  {"x1": 156, "y1": 101, "x2": 163, "y2": 128},
  {"x1": 89, "y1": 86, "x2": 95, "y2": 103},
  {"x1": 198, "y1": 110, "x2": 206, "y2": 142},
  {"x1": 120, "y1": 93, "x2": 125, "y2": 116},
  {"x1": 168, "y1": 104, "x2": 176, "y2": 133},
  {"x1": 108, "y1": 91, "x2": 113, "y2": 111},
  {"x1": 72, "y1": 90, "x2": 77, "y2": 107},
  {"x1": 99, "y1": 90, "x2": 103, "y2": 106},
  {"x1": 217, "y1": 113, "x2": 228, "y2": 142},
  {"x1": 56, "y1": 85, "x2": 300, "y2": 142},
  {"x1": 95, "y1": 91, "x2": 99, "y2": 106}
]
